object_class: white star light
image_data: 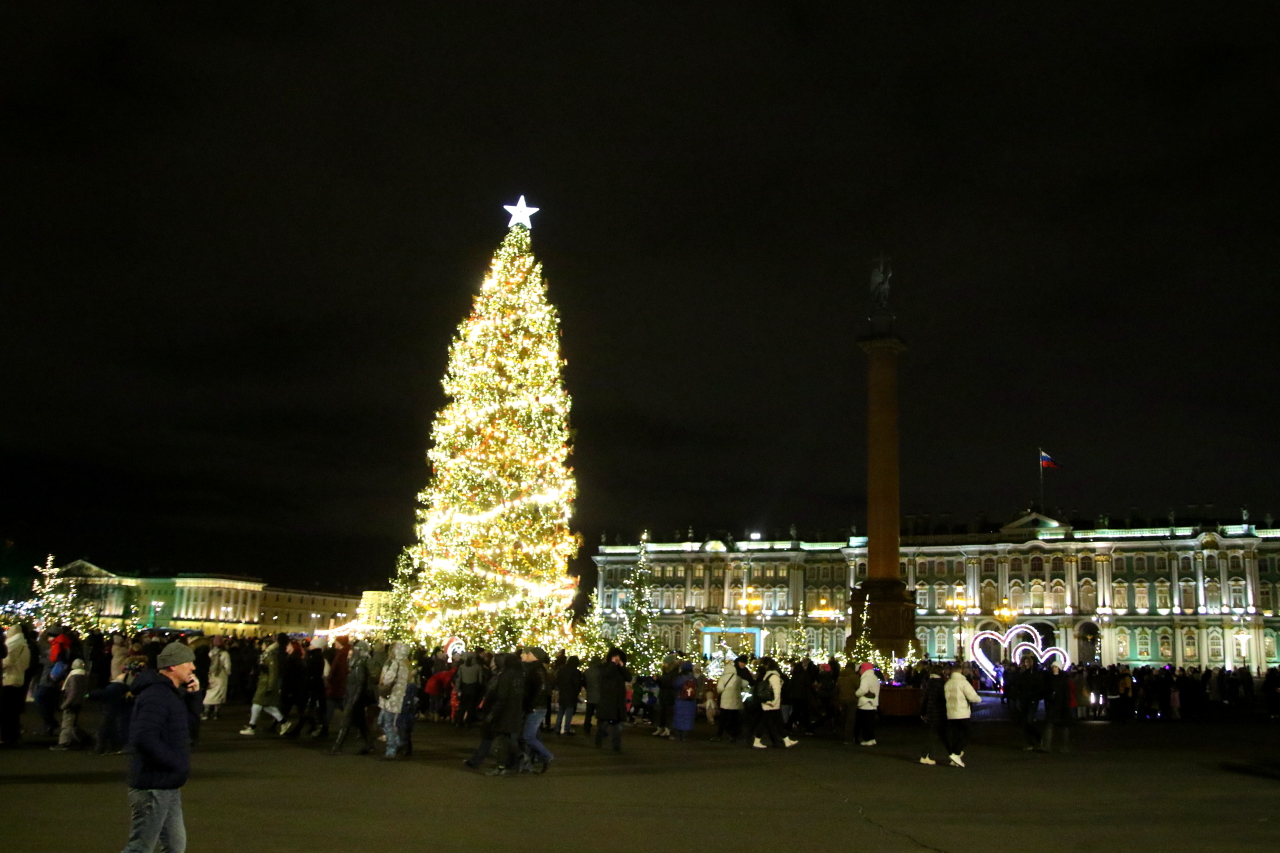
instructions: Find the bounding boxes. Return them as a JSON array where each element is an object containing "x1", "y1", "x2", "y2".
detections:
[{"x1": 503, "y1": 195, "x2": 539, "y2": 229}]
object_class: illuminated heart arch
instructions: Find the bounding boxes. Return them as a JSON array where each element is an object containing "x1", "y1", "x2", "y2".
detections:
[{"x1": 969, "y1": 625, "x2": 1071, "y2": 682}]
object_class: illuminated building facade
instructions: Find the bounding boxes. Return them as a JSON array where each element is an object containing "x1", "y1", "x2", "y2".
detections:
[
  {"x1": 593, "y1": 513, "x2": 1280, "y2": 672},
  {"x1": 48, "y1": 561, "x2": 358, "y2": 637}
]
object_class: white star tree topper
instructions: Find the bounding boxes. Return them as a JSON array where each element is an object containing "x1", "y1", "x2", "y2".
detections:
[{"x1": 503, "y1": 195, "x2": 539, "y2": 229}]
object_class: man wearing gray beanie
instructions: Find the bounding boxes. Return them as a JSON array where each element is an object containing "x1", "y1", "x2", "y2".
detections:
[{"x1": 120, "y1": 640, "x2": 204, "y2": 853}]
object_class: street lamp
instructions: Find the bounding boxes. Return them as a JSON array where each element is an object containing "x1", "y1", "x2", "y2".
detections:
[
  {"x1": 945, "y1": 583, "x2": 970, "y2": 661},
  {"x1": 737, "y1": 586, "x2": 763, "y2": 656},
  {"x1": 149, "y1": 600, "x2": 165, "y2": 630},
  {"x1": 994, "y1": 597, "x2": 1017, "y2": 628}
]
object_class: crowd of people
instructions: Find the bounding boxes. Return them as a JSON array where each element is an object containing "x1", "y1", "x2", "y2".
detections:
[
  {"x1": 4, "y1": 623, "x2": 1280, "y2": 770},
  {"x1": 6, "y1": 621, "x2": 1280, "y2": 852}
]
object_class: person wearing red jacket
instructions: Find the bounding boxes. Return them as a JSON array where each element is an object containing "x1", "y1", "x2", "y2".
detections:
[{"x1": 425, "y1": 666, "x2": 455, "y2": 721}]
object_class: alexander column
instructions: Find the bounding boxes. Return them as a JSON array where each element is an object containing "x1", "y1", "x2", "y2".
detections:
[{"x1": 855, "y1": 257, "x2": 915, "y2": 657}]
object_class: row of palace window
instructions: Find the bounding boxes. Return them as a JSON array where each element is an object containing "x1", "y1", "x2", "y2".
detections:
[
  {"x1": 598, "y1": 623, "x2": 848, "y2": 657},
  {"x1": 906, "y1": 553, "x2": 1268, "y2": 577},
  {"x1": 601, "y1": 584, "x2": 848, "y2": 614},
  {"x1": 914, "y1": 577, "x2": 1272, "y2": 613},
  {"x1": 1113, "y1": 627, "x2": 1279, "y2": 662},
  {"x1": 918, "y1": 626, "x2": 1280, "y2": 663},
  {"x1": 602, "y1": 563, "x2": 850, "y2": 582}
]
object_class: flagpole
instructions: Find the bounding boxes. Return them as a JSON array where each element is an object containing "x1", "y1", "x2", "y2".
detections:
[{"x1": 1038, "y1": 447, "x2": 1045, "y2": 512}]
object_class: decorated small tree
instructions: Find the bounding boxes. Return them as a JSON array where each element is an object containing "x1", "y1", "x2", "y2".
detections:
[
  {"x1": 29, "y1": 556, "x2": 99, "y2": 634},
  {"x1": 392, "y1": 198, "x2": 579, "y2": 650},
  {"x1": 567, "y1": 591, "x2": 611, "y2": 661},
  {"x1": 614, "y1": 531, "x2": 663, "y2": 675}
]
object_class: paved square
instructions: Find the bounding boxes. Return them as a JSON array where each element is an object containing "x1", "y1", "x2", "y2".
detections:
[{"x1": 3, "y1": 708, "x2": 1278, "y2": 853}]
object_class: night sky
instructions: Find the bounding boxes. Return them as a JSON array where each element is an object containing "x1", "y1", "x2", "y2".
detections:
[{"x1": 3, "y1": 5, "x2": 1278, "y2": 593}]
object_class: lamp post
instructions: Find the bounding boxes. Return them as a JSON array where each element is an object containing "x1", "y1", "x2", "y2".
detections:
[
  {"x1": 738, "y1": 586, "x2": 763, "y2": 656},
  {"x1": 945, "y1": 583, "x2": 970, "y2": 661},
  {"x1": 149, "y1": 600, "x2": 165, "y2": 630}
]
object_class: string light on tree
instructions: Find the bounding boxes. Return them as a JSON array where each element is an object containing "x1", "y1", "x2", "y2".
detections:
[
  {"x1": 614, "y1": 531, "x2": 663, "y2": 675},
  {"x1": 389, "y1": 197, "x2": 580, "y2": 650}
]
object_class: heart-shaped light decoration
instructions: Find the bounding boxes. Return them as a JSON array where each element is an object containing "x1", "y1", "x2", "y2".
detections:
[
  {"x1": 969, "y1": 624, "x2": 1071, "y2": 682},
  {"x1": 1009, "y1": 641, "x2": 1070, "y2": 671}
]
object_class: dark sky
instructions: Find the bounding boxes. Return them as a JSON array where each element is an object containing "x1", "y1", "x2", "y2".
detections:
[{"x1": 3, "y1": 5, "x2": 1278, "y2": 592}]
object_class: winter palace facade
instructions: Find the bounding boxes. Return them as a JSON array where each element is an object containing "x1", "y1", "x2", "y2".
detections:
[{"x1": 592, "y1": 513, "x2": 1280, "y2": 672}]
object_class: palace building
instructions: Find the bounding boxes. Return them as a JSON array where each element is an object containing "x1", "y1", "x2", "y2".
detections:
[
  {"x1": 592, "y1": 513, "x2": 1280, "y2": 672},
  {"x1": 51, "y1": 560, "x2": 360, "y2": 637}
]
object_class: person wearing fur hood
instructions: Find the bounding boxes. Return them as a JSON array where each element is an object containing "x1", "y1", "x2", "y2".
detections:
[
  {"x1": 376, "y1": 642, "x2": 413, "y2": 759},
  {"x1": 2, "y1": 624, "x2": 31, "y2": 745},
  {"x1": 51, "y1": 658, "x2": 90, "y2": 749}
]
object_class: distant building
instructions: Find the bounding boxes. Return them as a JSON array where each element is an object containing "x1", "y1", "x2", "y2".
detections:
[
  {"x1": 593, "y1": 513, "x2": 1280, "y2": 672},
  {"x1": 52, "y1": 561, "x2": 358, "y2": 637}
]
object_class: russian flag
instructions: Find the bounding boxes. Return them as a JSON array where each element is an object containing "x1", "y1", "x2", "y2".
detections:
[{"x1": 1040, "y1": 450, "x2": 1061, "y2": 469}]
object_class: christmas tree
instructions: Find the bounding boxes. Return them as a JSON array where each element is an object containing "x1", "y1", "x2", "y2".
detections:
[
  {"x1": 394, "y1": 198, "x2": 579, "y2": 650},
  {"x1": 614, "y1": 531, "x2": 663, "y2": 674},
  {"x1": 567, "y1": 591, "x2": 611, "y2": 661},
  {"x1": 29, "y1": 556, "x2": 100, "y2": 635}
]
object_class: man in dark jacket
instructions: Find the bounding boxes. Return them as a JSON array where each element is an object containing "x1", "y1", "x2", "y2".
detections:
[
  {"x1": 554, "y1": 655, "x2": 583, "y2": 735},
  {"x1": 918, "y1": 665, "x2": 949, "y2": 765},
  {"x1": 478, "y1": 654, "x2": 526, "y2": 776},
  {"x1": 121, "y1": 641, "x2": 204, "y2": 853},
  {"x1": 593, "y1": 648, "x2": 631, "y2": 753},
  {"x1": 521, "y1": 647, "x2": 554, "y2": 769}
]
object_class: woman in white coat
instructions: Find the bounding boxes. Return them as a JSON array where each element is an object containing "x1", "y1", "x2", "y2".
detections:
[
  {"x1": 202, "y1": 638, "x2": 232, "y2": 720},
  {"x1": 944, "y1": 665, "x2": 981, "y2": 767},
  {"x1": 752, "y1": 658, "x2": 798, "y2": 749},
  {"x1": 853, "y1": 662, "x2": 881, "y2": 746}
]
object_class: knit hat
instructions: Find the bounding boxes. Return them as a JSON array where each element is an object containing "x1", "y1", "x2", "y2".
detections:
[
  {"x1": 525, "y1": 646, "x2": 550, "y2": 664},
  {"x1": 157, "y1": 641, "x2": 196, "y2": 669},
  {"x1": 859, "y1": 662, "x2": 876, "y2": 674},
  {"x1": 310, "y1": 635, "x2": 328, "y2": 652}
]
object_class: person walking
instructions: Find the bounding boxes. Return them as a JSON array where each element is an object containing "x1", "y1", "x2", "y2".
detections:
[
  {"x1": 653, "y1": 659, "x2": 677, "y2": 737},
  {"x1": 520, "y1": 647, "x2": 554, "y2": 770},
  {"x1": 1041, "y1": 662, "x2": 1073, "y2": 753},
  {"x1": 329, "y1": 640, "x2": 373, "y2": 755},
  {"x1": 455, "y1": 652, "x2": 485, "y2": 726},
  {"x1": 120, "y1": 641, "x2": 204, "y2": 853},
  {"x1": 202, "y1": 638, "x2": 231, "y2": 721},
  {"x1": 944, "y1": 663, "x2": 981, "y2": 767},
  {"x1": 582, "y1": 657, "x2": 604, "y2": 736},
  {"x1": 51, "y1": 658, "x2": 90, "y2": 750},
  {"x1": 671, "y1": 661, "x2": 699, "y2": 741},
  {"x1": 593, "y1": 648, "x2": 631, "y2": 752},
  {"x1": 714, "y1": 656, "x2": 746, "y2": 742},
  {"x1": 91, "y1": 665, "x2": 135, "y2": 754},
  {"x1": 240, "y1": 637, "x2": 284, "y2": 735},
  {"x1": 918, "y1": 664, "x2": 949, "y2": 765},
  {"x1": 554, "y1": 654, "x2": 583, "y2": 735},
  {"x1": 752, "y1": 658, "x2": 797, "y2": 749},
  {"x1": 376, "y1": 642, "x2": 412, "y2": 760},
  {"x1": 853, "y1": 662, "x2": 881, "y2": 746},
  {"x1": 469, "y1": 653, "x2": 526, "y2": 775},
  {"x1": 1, "y1": 623, "x2": 31, "y2": 746},
  {"x1": 837, "y1": 661, "x2": 860, "y2": 745},
  {"x1": 300, "y1": 636, "x2": 328, "y2": 737}
]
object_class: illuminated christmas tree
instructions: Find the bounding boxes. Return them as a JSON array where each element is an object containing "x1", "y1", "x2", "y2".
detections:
[
  {"x1": 614, "y1": 531, "x2": 663, "y2": 674},
  {"x1": 30, "y1": 556, "x2": 100, "y2": 635},
  {"x1": 395, "y1": 197, "x2": 579, "y2": 650},
  {"x1": 567, "y1": 591, "x2": 611, "y2": 661}
]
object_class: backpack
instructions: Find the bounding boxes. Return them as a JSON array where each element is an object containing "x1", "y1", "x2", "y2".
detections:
[
  {"x1": 753, "y1": 674, "x2": 774, "y2": 704},
  {"x1": 679, "y1": 678, "x2": 697, "y2": 701}
]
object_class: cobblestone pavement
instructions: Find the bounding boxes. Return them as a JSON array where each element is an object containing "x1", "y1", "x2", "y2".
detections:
[{"x1": 2, "y1": 704, "x2": 1278, "y2": 853}]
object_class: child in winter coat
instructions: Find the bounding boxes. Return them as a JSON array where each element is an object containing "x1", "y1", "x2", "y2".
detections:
[{"x1": 52, "y1": 658, "x2": 89, "y2": 750}]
